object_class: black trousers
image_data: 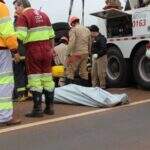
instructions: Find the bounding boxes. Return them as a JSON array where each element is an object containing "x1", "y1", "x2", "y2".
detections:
[{"x1": 13, "y1": 60, "x2": 28, "y2": 99}]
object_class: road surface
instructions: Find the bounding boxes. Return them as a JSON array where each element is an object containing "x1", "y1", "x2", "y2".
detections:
[{"x1": 0, "y1": 100, "x2": 150, "y2": 150}]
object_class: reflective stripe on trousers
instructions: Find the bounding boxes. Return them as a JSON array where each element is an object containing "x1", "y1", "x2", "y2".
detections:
[
  {"x1": 0, "y1": 50, "x2": 14, "y2": 123},
  {"x1": 28, "y1": 73, "x2": 55, "y2": 93}
]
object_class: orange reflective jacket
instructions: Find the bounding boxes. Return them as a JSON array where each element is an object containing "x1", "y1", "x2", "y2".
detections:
[{"x1": 0, "y1": 2, "x2": 18, "y2": 50}]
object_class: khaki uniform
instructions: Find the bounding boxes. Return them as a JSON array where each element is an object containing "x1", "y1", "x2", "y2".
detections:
[
  {"x1": 92, "y1": 55, "x2": 107, "y2": 88},
  {"x1": 54, "y1": 43, "x2": 68, "y2": 86},
  {"x1": 66, "y1": 53, "x2": 89, "y2": 80},
  {"x1": 66, "y1": 24, "x2": 91, "y2": 80},
  {"x1": 54, "y1": 43, "x2": 67, "y2": 66}
]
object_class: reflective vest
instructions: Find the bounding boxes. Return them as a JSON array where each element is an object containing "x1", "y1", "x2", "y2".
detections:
[
  {"x1": 0, "y1": 2, "x2": 18, "y2": 50},
  {"x1": 16, "y1": 8, "x2": 55, "y2": 44}
]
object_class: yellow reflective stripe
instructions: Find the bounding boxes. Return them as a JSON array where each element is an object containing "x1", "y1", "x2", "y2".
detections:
[
  {"x1": 0, "y1": 73, "x2": 14, "y2": 85},
  {"x1": 0, "y1": 16, "x2": 11, "y2": 24},
  {"x1": 28, "y1": 74, "x2": 43, "y2": 91},
  {"x1": 20, "y1": 56, "x2": 25, "y2": 60},
  {"x1": 42, "y1": 74, "x2": 55, "y2": 91},
  {"x1": 16, "y1": 27, "x2": 28, "y2": 41},
  {"x1": 24, "y1": 26, "x2": 55, "y2": 43},
  {"x1": 0, "y1": 101, "x2": 13, "y2": 110},
  {"x1": 49, "y1": 27, "x2": 55, "y2": 39},
  {"x1": 0, "y1": 17, "x2": 16, "y2": 38},
  {"x1": 17, "y1": 87, "x2": 26, "y2": 92},
  {"x1": 28, "y1": 74, "x2": 42, "y2": 79},
  {"x1": 42, "y1": 74, "x2": 53, "y2": 81}
]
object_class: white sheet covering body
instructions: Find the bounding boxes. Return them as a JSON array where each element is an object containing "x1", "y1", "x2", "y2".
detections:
[{"x1": 54, "y1": 84, "x2": 128, "y2": 107}]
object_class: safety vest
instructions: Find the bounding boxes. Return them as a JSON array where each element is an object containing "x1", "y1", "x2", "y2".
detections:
[
  {"x1": 0, "y1": 2, "x2": 18, "y2": 50},
  {"x1": 16, "y1": 8, "x2": 55, "y2": 44}
]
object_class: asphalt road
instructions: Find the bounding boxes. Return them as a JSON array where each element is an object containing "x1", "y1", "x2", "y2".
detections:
[{"x1": 1, "y1": 102, "x2": 150, "y2": 150}]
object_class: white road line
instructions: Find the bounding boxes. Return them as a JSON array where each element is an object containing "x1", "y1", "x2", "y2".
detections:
[{"x1": 0, "y1": 99, "x2": 150, "y2": 134}]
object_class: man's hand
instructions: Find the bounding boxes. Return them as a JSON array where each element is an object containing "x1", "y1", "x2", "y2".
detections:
[
  {"x1": 14, "y1": 53, "x2": 21, "y2": 63},
  {"x1": 52, "y1": 49, "x2": 57, "y2": 58}
]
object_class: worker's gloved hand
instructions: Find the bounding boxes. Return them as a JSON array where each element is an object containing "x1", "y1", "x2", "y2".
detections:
[
  {"x1": 92, "y1": 54, "x2": 98, "y2": 61},
  {"x1": 14, "y1": 53, "x2": 21, "y2": 63}
]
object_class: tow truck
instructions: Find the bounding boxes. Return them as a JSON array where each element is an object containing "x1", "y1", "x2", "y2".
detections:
[{"x1": 91, "y1": 0, "x2": 150, "y2": 89}]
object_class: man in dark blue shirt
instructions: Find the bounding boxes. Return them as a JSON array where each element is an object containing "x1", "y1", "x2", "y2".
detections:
[{"x1": 90, "y1": 25, "x2": 107, "y2": 89}]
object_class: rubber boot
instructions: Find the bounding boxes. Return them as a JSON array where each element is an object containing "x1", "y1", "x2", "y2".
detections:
[
  {"x1": 26, "y1": 91, "x2": 43, "y2": 117},
  {"x1": 43, "y1": 90, "x2": 55, "y2": 115}
]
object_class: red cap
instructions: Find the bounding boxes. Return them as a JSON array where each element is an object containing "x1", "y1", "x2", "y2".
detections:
[{"x1": 69, "y1": 16, "x2": 79, "y2": 26}]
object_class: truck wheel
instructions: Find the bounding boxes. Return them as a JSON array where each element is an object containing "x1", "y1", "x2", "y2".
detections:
[
  {"x1": 133, "y1": 45, "x2": 150, "y2": 89},
  {"x1": 107, "y1": 46, "x2": 129, "y2": 87}
]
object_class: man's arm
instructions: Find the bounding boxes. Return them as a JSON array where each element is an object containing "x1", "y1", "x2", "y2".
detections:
[
  {"x1": 0, "y1": 3, "x2": 18, "y2": 50},
  {"x1": 15, "y1": 15, "x2": 28, "y2": 41},
  {"x1": 66, "y1": 29, "x2": 76, "y2": 57}
]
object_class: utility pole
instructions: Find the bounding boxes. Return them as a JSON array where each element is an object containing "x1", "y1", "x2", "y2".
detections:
[{"x1": 68, "y1": 0, "x2": 85, "y2": 25}]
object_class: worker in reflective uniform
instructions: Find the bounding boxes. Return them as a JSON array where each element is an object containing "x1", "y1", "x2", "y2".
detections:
[
  {"x1": 0, "y1": 0, "x2": 21, "y2": 125},
  {"x1": 54, "y1": 37, "x2": 68, "y2": 86},
  {"x1": 13, "y1": 12, "x2": 28, "y2": 101},
  {"x1": 14, "y1": 0, "x2": 55, "y2": 117}
]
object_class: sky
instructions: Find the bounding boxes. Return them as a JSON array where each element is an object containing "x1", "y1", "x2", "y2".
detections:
[{"x1": 6, "y1": 0, "x2": 126, "y2": 26}]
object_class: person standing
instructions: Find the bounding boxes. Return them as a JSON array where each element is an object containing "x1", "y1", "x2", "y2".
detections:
[
  {"x1": 89, "y1": 25, "x2": 108, "y2": 89},
  {"x1": 13, "y1": 0, "x2": 55, "y2": 117},
  {"x1": 54, "y1": 36, "x2": 68, "y2": 66},
  {"x1": 54, "y1": 37, "x2": 68, "y2": 87},
  {"x1": 13, "y1": 12, "x2": 28, "y2": 102},
  {"x1": 66, "y1": 16, "x2": 91, "y2": 86},
  {"x1": 0, "y1": 0, "x2": 21, "y2": 125}
]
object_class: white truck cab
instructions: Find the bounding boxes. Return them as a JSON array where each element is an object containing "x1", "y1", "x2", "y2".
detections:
[{"x1": 91, "y1": 4, "x2": 150, "y2": 89}]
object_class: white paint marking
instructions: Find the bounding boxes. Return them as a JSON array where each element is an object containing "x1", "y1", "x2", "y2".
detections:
[{"x1": 0, "y1": 99, "x2": 150, "y2": 134}]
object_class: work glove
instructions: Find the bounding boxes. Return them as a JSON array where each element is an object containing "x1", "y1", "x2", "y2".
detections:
[{"x1": 92, "y1": 54, "x2": 98, "y2": 61}]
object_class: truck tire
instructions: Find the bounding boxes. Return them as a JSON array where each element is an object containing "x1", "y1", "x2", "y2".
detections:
[
  {"x1": 107, "y1": 46, "x2": 129, "y2": 87},
  {"x1": 132, "y1": 45, "x2": 150, "y2": 89}
]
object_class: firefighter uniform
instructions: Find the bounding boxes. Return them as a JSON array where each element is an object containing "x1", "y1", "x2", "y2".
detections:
[
  {"x1": 0, "y1": 2, "x2": 19, "y2": 123},
  {"x1": 16, "y1": 8, "x2": 55, "y2": 117},
  {"x1": 66, "y1": 17, "x2": 91, "y2": 86}
]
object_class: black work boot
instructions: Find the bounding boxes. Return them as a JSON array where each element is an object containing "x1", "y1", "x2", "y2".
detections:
[
  {"x1": 65, "y1": 78, "x2": 74, "y2": 85},
  {"x1": 43, "y1": 90, "x2": 55, "y2": 115},
  {"x1": 81, "y1": 78, "x2": 90, "y2": 87},
  {"x1": 26, "y1": 91, "x2": 43, "y2": 117}
]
